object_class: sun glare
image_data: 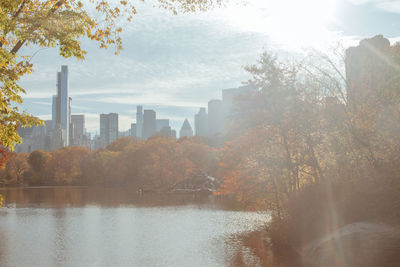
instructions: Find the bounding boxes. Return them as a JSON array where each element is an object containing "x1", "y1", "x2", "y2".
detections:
[{"x1": 221, "y1": 0, "x2": 337, "y2": 49}]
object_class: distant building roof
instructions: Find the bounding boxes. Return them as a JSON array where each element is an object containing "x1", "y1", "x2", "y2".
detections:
[
  {"x1": 181, "y1": 118, "x2": 192, "y2": 131},
  {"x1": 180, "y1": 118, "x2": 193, "y2": 138}
]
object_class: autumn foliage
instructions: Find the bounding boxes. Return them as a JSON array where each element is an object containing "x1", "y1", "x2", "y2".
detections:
[
  {"x1": 0, "y1": 136, "x2": 217, "y2": 189},
  {"x1": 0, "y1": 0, "x2": 224, "y2": 153},
  {"x1": 215, "y1": 36, "x2": 400, "y2": 248}
]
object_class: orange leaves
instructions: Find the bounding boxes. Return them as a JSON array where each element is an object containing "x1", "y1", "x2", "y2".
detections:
[{"x1": 0, "y1": 147, "x2": 9, "y2": 168}]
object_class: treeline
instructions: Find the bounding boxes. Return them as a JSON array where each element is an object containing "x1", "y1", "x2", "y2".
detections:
[
  {"x1": 0, "y1": 136, "x2": 218, "y2": 190},
  {"x1": 2, "y1": 35, "x2": 400, "y2": 252},
  {"x1": 215, "y1": 36, "x2": 400, "y2": 249}
]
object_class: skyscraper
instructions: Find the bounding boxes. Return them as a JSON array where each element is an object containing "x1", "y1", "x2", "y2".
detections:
[
  {"x1": 160, "y1": 126, "x2": 172, "y2": 137},
  {"x1": 59, "y1": 66, "x2": 70, "y2": 145},
  {"x1": 15, "y1": 120, "x2": 49, "y2": 153},
  {"x1": 194, "y1": 107, "x2": 208, "y2": 137},
  {"x1": 71, "y1": 115, "x2": 85, "y2": 146},
  {"x1": 100, "y1": 113, "x2": 119, "y2": 147},
  {"x1": 109, "y1": 113, "x2": 118, "y2": 144},
  {"x1": 100, "y1": 114, "x2": 108, "y2": 147},
  {"x1": 52, "y1": 95, "x2": 57, "y2": 129},
  {"x1": 51, "y1": 65, "x2": 70, "y2": 148},
  {"x1": 345, "y1": 35, "x2": 391, "y2": 108},
  {"x1": 222, "y1": 85, "x2": 257, "y2": 115},
  {"x1": 221, "y1": 85, "x2": 258, "y2": 134},
  {"x1": 142, "y1": 109, "x2": 156, "y2": 139},
  {"x1": 136, "y1": 106, "x2": 143, "y2": 139},
  {"x1": 180, "y1": 118, "x2": 193, "y2": 138},
  {"x1": 131, "y1": 123, "x2": 137, "y2": 138},
  {"x1": 208, "y1": 99, "x2": 224, "y2": 137},
  {"x1": 156, "y1": 119, "x2": 169, "y2": 132}
]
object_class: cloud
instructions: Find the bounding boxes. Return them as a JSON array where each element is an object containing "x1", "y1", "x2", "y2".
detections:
[
  {"x1": 376, "y1": 1, "x2": 400, "y2": 13},
  {"x1": 19, "y1": 0, "x2": 400, "y2": 136},
  {"x1": 345, "y1": 0, "x2": 381, "y2": 5}
]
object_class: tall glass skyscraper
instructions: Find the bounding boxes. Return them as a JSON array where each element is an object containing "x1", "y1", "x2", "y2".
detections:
[
  {"x1": 136, "y1": 106, "x2": 143, "y2": 139},
  {"x1": 52, "y1": 65, "x2": 70, "y2": 147}
]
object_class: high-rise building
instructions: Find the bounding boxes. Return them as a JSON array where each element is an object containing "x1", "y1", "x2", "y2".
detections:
[
  {"x1": 180, "y1": 118, "x2": 193, "y2": 138},
  {"x1": 131, "y1": 123, "x2": 137, "y2": 138},
  {"x1": 71, "y1": 115, "x2": 85, "y2": 146},
  {"x1": 208, "y1": 99, "x2": 224, "y2": 137},
  {"x1": 100, "y1": 113, "x2": 119, "y2": 147},
  {"x1": 160, "y1": 126, "x2": 172, "y2": 137},
  {"x1": 136, "y1": 106, "x2": 143, "y2": 139},
  {"x1": 51, "y1": 65, "x2": 70, "y2": 148},
  {"x1": 44, "y1": 120, "x2": 52, "y2": 151},
  {"x1": 220, "y1": 85, "x2": 258, "y2": 134},
  {"x1": 100, "y1": 114, "x2": 108, "y2": 147},
  {"x1": 222, "y1": 85, "x2": 257, "y2": 115},
  {"x1": 15, "y1": 120, "x2": 49, "y2": 153},
  {"x1": 345, "y1": 35, "x2": 392, "y2": 108},
  {"x1": 194, "y1": 107, "x2": 208, "y2": 137},
  {"x1": 92, "y1": 134, "x2": 103, "y2": 150},
  {"x1": 59, "y1": 65, "x2": 70, "y2": 145},
  {"x1": 109, "y1": 113, "x2": 118, "y2": 144},
  {"x1": 142, "y1": 109, "x2": 156, "y2": 139},
  {"x1": 156, "y1": 119, "x2": 169, "y2": 132},
  {"x1": 118, "y1": 130, "x2": 130, "y2": 138},
  {"x1": 52, "y1": 95, "x2": 57, "y2": 129}
]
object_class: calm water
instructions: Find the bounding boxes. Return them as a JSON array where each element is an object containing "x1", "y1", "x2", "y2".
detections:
[{"x1": 0, "y1": 187, "x2": 269, "y2": 267}]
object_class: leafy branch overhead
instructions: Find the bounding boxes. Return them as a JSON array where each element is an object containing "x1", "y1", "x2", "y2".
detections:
[{"x1": 0, "y1": 0, "x2": 224, "y2": 153}]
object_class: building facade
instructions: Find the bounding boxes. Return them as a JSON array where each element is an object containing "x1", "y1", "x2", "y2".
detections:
[
  {"x1": 194, "y1": 107, "x2": 208, "y2": 137},
  {"x1": 207, "y1": 99, "x2": 224, "y2": 137},
  {"x1": 71, "y1": 115, "x2": 85, "y2": 146},
  {"x1": 100, "y1": 113, "x2": 119, "y2": 147},
  {"x1": 59, "y1": 65, "x2": 70, "y2": 145},
  {"x1": 51, "y1": 65, "x2": 70, "y2": 149},
  {"x1": 142, "y1": 109, "x2": 156, "y2": 139},
  {"x1": 131, "y1": 123, "x2": 137, "y2": 138},
  {"x1": 179, "y1": 118, "x2": 193, "y2": 138},
  {"x1": 136, "y1": 106, "x2": 143, "y2": 139},
  {"x1": 156, "y1": 119, "x2": 169, "y2": 132}
]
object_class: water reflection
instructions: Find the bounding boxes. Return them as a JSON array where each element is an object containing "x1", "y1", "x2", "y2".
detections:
[
  {"x1": 0, "y1": 187, "x2": 235, "y2": 208},
  {"x1": 0, "y1": 187, "x2": 269, "y2": 267}
]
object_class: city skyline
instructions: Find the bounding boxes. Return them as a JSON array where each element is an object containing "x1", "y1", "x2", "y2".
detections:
[
  {"x1": 30, "y1": 65, "x2": 252, "y2": 141},
  {"x1": 15, "y1": 64, "x2": 256, "y2": 152},
  {"x1": 18, "y1": 0, "x2": 400, "y2": 135},
  {"x1": 1, "y1": 2, "x2": 399, "y2": 266}
]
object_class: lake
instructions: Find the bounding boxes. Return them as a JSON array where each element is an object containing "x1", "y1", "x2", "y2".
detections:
[{"x1": 0, "y1": 187, "x2": 269, "y2": 267}]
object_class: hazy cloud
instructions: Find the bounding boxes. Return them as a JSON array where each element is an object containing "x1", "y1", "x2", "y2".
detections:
[{"x1": 19, "y1": 0, "x2": 400, "y2": 134}]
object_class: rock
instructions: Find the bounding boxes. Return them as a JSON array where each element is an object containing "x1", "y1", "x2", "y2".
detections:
[
  {"x1": 301, "y1": 222, "x2": 400, "y2": 267},
  {"x1": 169, "y1": 173, "x2": 221, "y2": 194}
]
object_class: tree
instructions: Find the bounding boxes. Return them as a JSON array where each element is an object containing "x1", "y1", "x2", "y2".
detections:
[
  {"x1": 5, "y1": 152, "x2": 29, "y2": 184},
  {"x1": 46, "y1": 146, "x2": 90, "y2": 184},
  {"x1": 0, "y1": 0, "x2": 224, "y2": 152},
  {"x1": 106, "y1": 136, "x2": 137, "y2": 152},
  {"x1": 26, "y1": 149, "x2": 48, "y2": 184},
  {"x1": 27, "y1": 150, "x2": 47, "y2": 172},
  {"x1": 81, "y1": 149, "x2": 118, "y2": 185}
]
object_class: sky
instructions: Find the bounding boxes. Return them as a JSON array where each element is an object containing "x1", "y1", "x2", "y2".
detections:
[{"x1": 19, "y1": 0, "x2": 400, "y2": 135}]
